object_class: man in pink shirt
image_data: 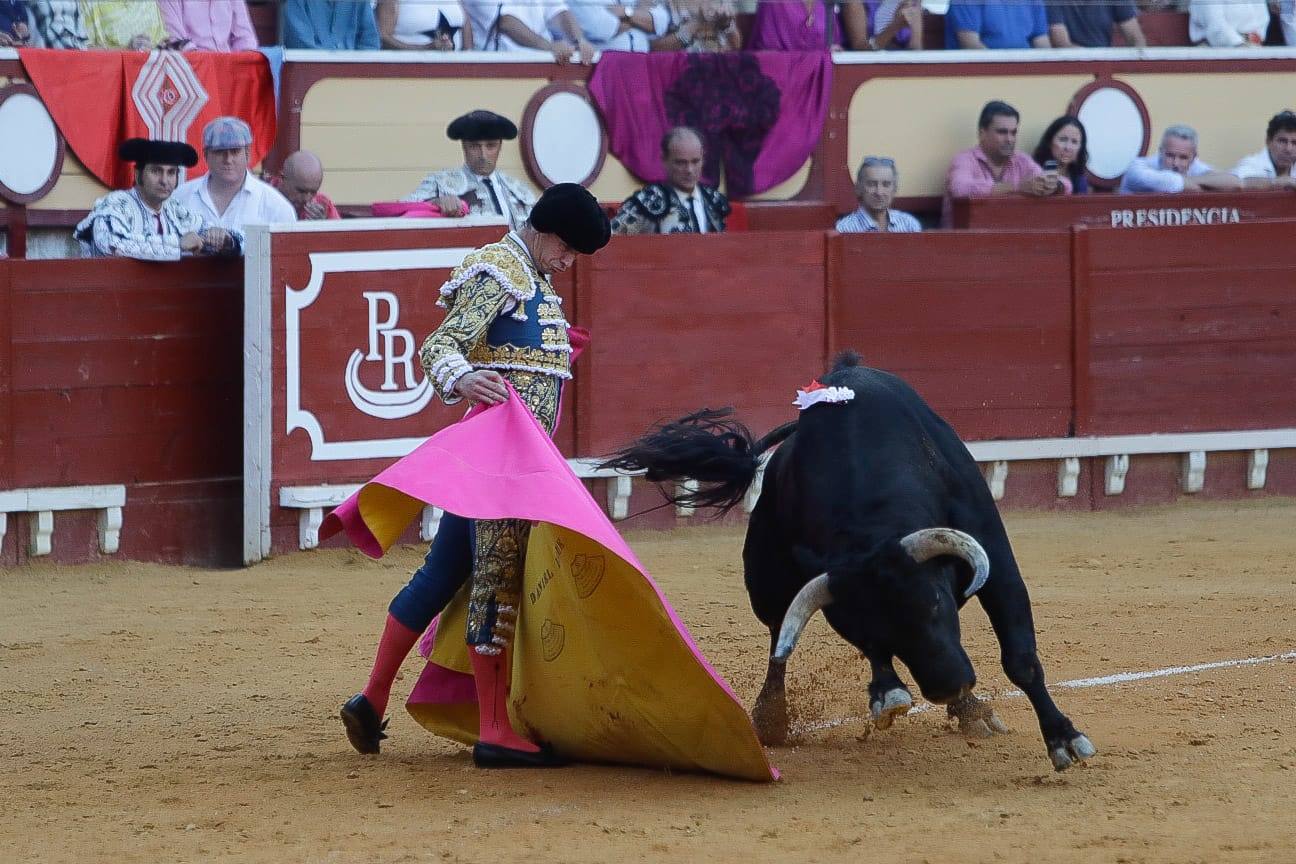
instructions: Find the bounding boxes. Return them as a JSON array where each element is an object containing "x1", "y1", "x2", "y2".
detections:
[
  {"x1": 158, "y1": 0, "x2": 257, "y2": 51},
  {"x1": 942, "y1": 100, "x2": 1069, "y2": 227}
]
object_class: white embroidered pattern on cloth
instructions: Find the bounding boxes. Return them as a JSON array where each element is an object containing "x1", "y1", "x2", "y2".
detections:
[
  {"x1": 793, "y1": 386, "x2": 856, "y2": 410},
  {"x1": 438, "y1": 262, "x2": 535, "y2": 321}
]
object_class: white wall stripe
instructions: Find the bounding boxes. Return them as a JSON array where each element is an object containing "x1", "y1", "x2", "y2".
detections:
[{"x1": 792, "y1": 651, "x2": 1296, "y2": 735}]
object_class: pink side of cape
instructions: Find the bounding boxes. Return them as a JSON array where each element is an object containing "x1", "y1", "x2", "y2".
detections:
[{"x1": 318, "y1": 390, "x2": 749, "y2": 711}]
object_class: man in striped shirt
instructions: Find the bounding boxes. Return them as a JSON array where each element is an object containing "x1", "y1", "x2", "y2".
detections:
[{"x1": 835, "y1": 156, "x2": 921, "y2": 233}]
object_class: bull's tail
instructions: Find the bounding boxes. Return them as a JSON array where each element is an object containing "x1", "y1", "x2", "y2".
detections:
[{"x1": 598, "y1": 409, "x2": 797, "y2": 514}]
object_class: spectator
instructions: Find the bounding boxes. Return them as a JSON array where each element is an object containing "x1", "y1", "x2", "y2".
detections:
[
  {"x1": 31, "y1": 0, "x2": 87, "y2": 47},
  {"x1": 157, "y1": 0, "x2": 256, "y2": 51},
  {"x1": 463, "y1": 0, "x2": 594, "y2": 63},
  {"x1": 945, "y1": 0, "x2": 1049, "y2": 48},
  {"x1": 611, "y1": 127, "x2": 730, "y2": 235},
  {"x1": 1032, "y1": 115, "x2": 1091, "y2": 194},
  {"x1": 1119, "y1": 125, "x2": 1241, "y2": 193},
  {"x1": 0, "y1": 1, "x2": 32, "y2": 46},
  {"x1": 172, "y1": 117, "x2": 296, "y2": 235},
  {"x1": 1282, "y1": 0, "x2": 1295, "y2": 47},
  {"x1": 269, "y1": 150, "x2": 342, "y2": 220},
  {"x1": 942, "y1": 100, "x2": 1069, "y2": 227},
  {"x1": 652, "y1": 0, "x2": 741, "y2": 50},
  {"x1": 866, "y1": 0, "x2": 923, "y2": 50},
  {"x1": 570, "y1": 0, "x2": 668, "y2": 52},
  {"x1": 74, "y1": 138, "x2": 240, "y2": 260},
  {"x1": 81, "y1": 0, "x2": 166, "y2": 50},
  {"x1": 376, "y1": 0, "x2": 473, "y2": 49},
  {"x1": 836, "y1": 156, "x2": 921, "y2": 233},
  {"x1": 749, "y1": 0, "x2": 868, "y2": 51},
  {"x1": 284, "y1": 0, "x2": 379, "y2": 49},
  {"x1": 1231, "y1": 110, "x2": 1296, "y2": 190},
  {"x1": 403, "y1": 110, "x2": 537, "y2": 230},
  {"x1": 1047, "y1": 0, "x2": 1145, "y2": 47},
  {"x1": 1188, "y1": 0, "x2": 1268, "y2": 46}
]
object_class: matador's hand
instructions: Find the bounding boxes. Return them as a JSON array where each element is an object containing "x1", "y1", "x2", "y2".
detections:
[{"x1": 455, "y1": 370, "x2": 509, "y2": 405}]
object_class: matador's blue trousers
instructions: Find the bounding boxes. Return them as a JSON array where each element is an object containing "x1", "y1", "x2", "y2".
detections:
[{"x1": 386, "y1": 512, "x2": 473, "y2": 632}]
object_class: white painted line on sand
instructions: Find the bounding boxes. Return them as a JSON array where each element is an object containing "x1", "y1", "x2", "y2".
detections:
[{"x1": 793, "y1": 650, "x2": 1296, "y2": 735}]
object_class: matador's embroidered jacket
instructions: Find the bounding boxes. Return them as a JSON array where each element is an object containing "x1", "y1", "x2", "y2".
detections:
[{"x1": 418, "y1": 231, "x2": 570, "y2": 434}]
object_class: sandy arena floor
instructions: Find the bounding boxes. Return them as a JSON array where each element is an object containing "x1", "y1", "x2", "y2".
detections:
[{"x1": 2, "y1": 499, "x2": 1294, "y2": 863}]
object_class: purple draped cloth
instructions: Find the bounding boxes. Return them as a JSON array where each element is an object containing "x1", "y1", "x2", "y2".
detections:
[{"x1": 588, "y1": 51, "x2": 831, "y2": 199}]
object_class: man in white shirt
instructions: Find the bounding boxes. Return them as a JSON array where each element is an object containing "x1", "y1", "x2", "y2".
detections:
[
  {"x1": 570, "y1": 0, "x2": 668, "y2": 52},
  {"x1": 403, "y1": 110, "x2": 538, "y2": 231},
  {"x1": 172, "y1": 116, "x2": 297, "y2": 238},
  {"x1": 1232, "y1": 110, "x2": 1296, "y2": 191},
  {"x1": 465, "y1": 0, "x2": 594, "y2": 62},
  {"x1": 1119, "y1": 125, "x2": 1240, "y2": 195},
  {"x1": 836, "y1": 156, "x2": 922, "y2": 234},
  {"x1": 611, "y1": 127, "x2": 730, "y2": 236}
]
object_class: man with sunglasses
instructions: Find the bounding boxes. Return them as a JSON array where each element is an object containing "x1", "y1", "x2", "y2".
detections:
[
  {"x1": 836, "y1": 156, "x2": 921, "y2": 233},
  {"x1": 1232, "y1": 111, "x2": 1296, "y2": 191}
]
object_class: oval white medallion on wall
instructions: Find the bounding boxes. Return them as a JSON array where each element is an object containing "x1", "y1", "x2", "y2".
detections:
[
  {"x1": 1069, "y1": 80, "x2": 1150, "y2": 190},
  {"x1": 521, "y1": 83, "x2": 608, "y2": 189},
  {"x1": 0, "y1": 84, "x2": 65, "y2": 204}
]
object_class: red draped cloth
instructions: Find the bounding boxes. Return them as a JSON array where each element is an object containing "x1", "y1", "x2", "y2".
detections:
[{"x1": 18, "y1": 49, "x2": 276, "y2": 189}]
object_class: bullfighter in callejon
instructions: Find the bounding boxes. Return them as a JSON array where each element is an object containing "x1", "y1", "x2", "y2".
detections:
[
  {"x1": 339, "y1": 183, "x2": 609, "y2": 769},
  {"x1": 402, "y1": 109, "x2": 537, "y2": 230},
  {"x1": 74, "y1": 138, "x2": 242, "y2": 260}
]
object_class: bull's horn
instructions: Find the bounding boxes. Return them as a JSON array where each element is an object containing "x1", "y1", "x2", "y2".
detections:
[
  {"x1": 773, "y1": 573, "x2": 832, "y2": 661},
  {"x1": 900, "y1": 528, "x2": 990, "y2": 598}
]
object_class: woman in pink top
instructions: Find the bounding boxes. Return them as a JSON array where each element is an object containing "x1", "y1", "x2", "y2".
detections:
[{"x1": 158, "y1": 0, "x2": 257, "y2": 51}]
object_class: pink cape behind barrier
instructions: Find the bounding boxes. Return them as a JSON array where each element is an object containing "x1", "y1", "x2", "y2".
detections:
[{"x1": 319, "y1": 393, "x2": 777, "y2": 782}]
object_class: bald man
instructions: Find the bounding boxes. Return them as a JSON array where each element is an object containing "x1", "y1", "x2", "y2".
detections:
[{"x1": 272, "y1": 150, "x2": 341, "y2": 220}]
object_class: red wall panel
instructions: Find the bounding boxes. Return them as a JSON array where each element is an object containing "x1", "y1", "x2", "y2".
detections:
[
  {"x1": 1083, "y1": 222, "x2": 1296, "y2": 434},
  {"x1": 830, "y1": 231, "x2": 1074, "y2": 441},
  {"x1": 575, "y1": 232, "x2": 827, "y2": 455}
]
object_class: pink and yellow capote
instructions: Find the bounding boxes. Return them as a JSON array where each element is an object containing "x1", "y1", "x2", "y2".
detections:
[{"x1": 320, "y1": 389, "x2": 777, "y2": 782}]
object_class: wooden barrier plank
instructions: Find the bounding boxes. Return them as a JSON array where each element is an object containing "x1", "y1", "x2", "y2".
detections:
[
  {"x1": 12, "y1": 385, "x2": 240, "y2": 486},
  {"x1": 578, "y1": 232, "x2": 826, "y2": 455},
  {"x1": 833, "y1": 231, "x2": 1074, "y2": 440},
  {"x1": 0, "y1": 261, "x2": 12, "y2": 491},
  {"x1": 1083, "y1": 221, "x2": 1296, "y2": 434}
]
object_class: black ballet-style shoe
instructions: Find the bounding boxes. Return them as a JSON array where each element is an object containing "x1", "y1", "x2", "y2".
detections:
[
  {"x1": 340, "y1": 693, "x2": 388, "y2": 755},
  {"x1": 472, "y1": 741, "x2": 568, "y2": 769}
]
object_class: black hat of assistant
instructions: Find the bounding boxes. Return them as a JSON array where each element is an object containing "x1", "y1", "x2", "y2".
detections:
[
  {"x1": 446, "y1": 110, "x2": 518, "y2": 142},
  {"x1": 529, "y1": 183, "x2": 610, "y2": 255},
  {"x1": 118, "y1": 138, "x2": 199, "y2": 168}
]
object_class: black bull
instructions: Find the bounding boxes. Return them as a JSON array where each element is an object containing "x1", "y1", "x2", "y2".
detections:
[{"x1": 602, "y1": 355, "x2": 1095, "y2": 771}]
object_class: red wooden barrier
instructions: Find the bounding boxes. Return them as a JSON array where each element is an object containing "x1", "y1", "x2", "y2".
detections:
[
  {"x1": 1081, "y1": 220, "x2": 1296, "y2": 435},
  {"x1": 575, "y1": 231, "x2": 828, "y2": 455},
  {"x1": 830, "y1": 231, "x2": 1074, "y2": 441},
  {"x1": 6, "y1": 219, "x2": 1296, "y2": 566},
  {"x1": 952, "y1": 190, "x2": 1296, "y2": 231},
  {"x1": 4, "y1": 257, "x2": 245, "y2": 565}
]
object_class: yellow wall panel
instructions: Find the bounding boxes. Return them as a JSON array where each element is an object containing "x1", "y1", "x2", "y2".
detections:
[
  {"x1": 847, "y1": 75, "x2": 1093, "y2": 198},
  {"x1": 302, "y1": 77, "x2": 548, "y2": 204},
  {"x1": 1113, "y1": 73, "x2": 1296, "y2": 170},
  {"x1": 302, "y1": 76, "x2": 654, "y2": 205}
]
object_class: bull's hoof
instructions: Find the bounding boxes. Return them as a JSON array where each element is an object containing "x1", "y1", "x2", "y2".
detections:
[
  {"x1": 1048, "y1": 733, "x2": 1097, "y2": 771},
  {"x1": 870, "y1": 687, "x2": 913, "y2": 730},
  {"x1": 947, "y1": 692, "x2": 1009, "y2": 739},
  {"x1": 752, "y1": 689, "x2": 789, "y2": 746}
]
